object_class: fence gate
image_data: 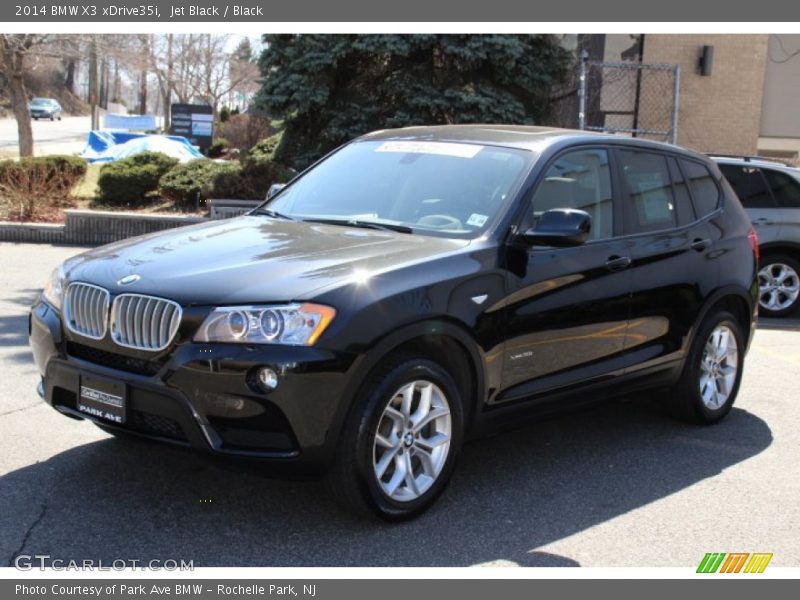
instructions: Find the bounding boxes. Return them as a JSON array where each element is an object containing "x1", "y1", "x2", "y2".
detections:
[{"x1": 578, "y1": 59, "x2": 681, "y2": 144}]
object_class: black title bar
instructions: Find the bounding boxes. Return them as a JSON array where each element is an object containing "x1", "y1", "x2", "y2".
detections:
[{"x1": 3, "y1": 0, "x2": 800, "y2": 22}]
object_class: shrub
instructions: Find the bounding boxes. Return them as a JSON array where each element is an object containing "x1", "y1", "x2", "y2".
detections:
[
  {"x1": 207, "y1": 138, "x2": 228, "y2": 158},
  {"x1": 203, "y1": 156, "x2": 294, "y2": 200},
  {"x1": 0, "y1": 158, "x2": 79, "y2": 221},
  {"x1": 247, "y1": 134, "x2": 282, "y2": 161},
  {"x1": 124, "y1": 151, "x2": 180, "y2": 174},
  {"x1": 219, "y1": 106, "x2": 231, "y2": 123},
  {"x1": 97, "y1": 152, "x2": 179, "y2": 206},
  {"x1": 36, "y1": 155, "x2": 87, "y2": 184},
  {"x1": 158, "y1": 159, "x2": 237, "y2": 206},
  {"x1": 0, "y1": 155, "x2": 87, "y2": 194}
]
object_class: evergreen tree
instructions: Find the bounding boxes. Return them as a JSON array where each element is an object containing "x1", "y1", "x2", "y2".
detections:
[{"x1": 255, "y1": 34, "x2": 572, "y2": 169}]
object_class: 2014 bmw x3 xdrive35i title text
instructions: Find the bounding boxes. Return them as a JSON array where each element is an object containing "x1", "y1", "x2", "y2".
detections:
[{"x1": 30, "y1": 126, "x2": 759, "y2": 520}]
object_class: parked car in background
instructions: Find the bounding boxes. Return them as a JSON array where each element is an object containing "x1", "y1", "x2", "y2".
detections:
[
  {"x1": 30, "y1": 126, "x2": 758, "y2": 520},
  {"x1": 712, "y1": 156, "x2": 800, "y2": 317},
  {"x1": 29, "y1": 97, "x2": 62, "y2": 121}
]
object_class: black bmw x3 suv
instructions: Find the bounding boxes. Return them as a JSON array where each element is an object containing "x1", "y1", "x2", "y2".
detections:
[{"x1": 30, "y1": 126, "x2": 759, "y2": 520}]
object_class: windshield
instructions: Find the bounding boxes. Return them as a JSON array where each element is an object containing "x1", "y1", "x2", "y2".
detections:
[
  {"x1": 30, "y1": 99, "x2": 53, "y2": 107},
  {"x1": 267, "y1": 140, "x2": 532, "y2": 238}
]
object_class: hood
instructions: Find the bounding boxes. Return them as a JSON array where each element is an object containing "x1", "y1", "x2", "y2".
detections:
[{"x1": 64, "y1": 216, "x2": 469, "y2": 305}]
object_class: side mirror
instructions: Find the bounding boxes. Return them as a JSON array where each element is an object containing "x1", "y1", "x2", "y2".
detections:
[
  {"x1": 266, "y1": 183, "x2": 286, "y2": 200},
  {"x1": 521, "y1": 208, "x2": 592, "y2": 247}
]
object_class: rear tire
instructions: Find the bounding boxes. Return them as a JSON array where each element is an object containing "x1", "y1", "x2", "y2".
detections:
[
  {"x1": 325, "y1": 354, "x2": 464, "y2": 521},
  {"x1": 668, "y1": 310, "x2": 745, "y2": 424},
  {"x1": 758, "y1": 253, "x2": 800, "y2": 318}
]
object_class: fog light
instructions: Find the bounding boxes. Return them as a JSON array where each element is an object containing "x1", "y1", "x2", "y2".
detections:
[{"x1": 257, "y1": 367, "x2": 279, "y2": 390}]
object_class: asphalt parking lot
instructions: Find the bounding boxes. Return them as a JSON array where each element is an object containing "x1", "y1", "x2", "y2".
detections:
[{"x1": 1, "y1": 241, "x2": 799, "y2": 568}]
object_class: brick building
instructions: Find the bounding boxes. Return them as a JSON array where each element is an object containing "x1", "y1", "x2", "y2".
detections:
[{"x1": 571, "y1": 34, "x2": 800, "y2": 161}]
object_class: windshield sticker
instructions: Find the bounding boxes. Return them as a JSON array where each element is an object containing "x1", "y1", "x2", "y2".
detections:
[
  {"x1": 466, "y1": 213, "x2": 489, "y2": 227},
  {"x1": 375, "y1": 141, "x2": 483, "y2": 159}
]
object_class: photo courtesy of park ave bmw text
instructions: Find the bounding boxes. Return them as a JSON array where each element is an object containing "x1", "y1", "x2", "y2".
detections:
[{"x1": 1, "y1": 0, "x2": 799, "y2": 594}]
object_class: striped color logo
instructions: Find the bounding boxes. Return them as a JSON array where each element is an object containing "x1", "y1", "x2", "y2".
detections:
[{"x1": 697, "y1": 553, "x2": 773, "y2": 573}]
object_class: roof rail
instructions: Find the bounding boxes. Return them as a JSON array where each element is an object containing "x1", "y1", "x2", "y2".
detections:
[{"x1": 706, "y1": 153, "x2": 793, "y2": 167}]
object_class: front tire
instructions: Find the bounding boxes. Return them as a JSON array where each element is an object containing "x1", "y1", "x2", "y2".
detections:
[
  {"x1": 326, "y1": 355, "x2": 464, "y2": 521},
  {"x1": 758, "y1": 253, "x2": 800, "y2": 318},
  {"x1": 668, "y1": 310, "x2": 745, "y2": 424}
]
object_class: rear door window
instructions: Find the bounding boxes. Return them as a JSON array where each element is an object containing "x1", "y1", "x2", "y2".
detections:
[
  {"x1": 682, "y1": 159, "x2": 720, "y2": 216},
  {"x1": 619, "y1": 150, "x2": 677, "y2": 233},
  {"x1": 667, "y1": 157, "x2": 696, "y2": 226},
  {"x1": 718, "y1": 164, "x2": 775, "y2": 208}
]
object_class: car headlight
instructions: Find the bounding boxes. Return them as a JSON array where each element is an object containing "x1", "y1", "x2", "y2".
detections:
[
  {"x1": 194, "y1": 303, "x2": 336, "y2": 346},
  {"x1": 42, "y1": 265, "x2": 66, "y2": 310}
]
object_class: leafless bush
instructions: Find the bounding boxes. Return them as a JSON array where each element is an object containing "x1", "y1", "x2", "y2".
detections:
[
  {"x1": 0, "y1": 161, "x2": 76, "y2": 221},
  {"x1": 218, "y1": 113, "x2": 277, "y2": 151}
]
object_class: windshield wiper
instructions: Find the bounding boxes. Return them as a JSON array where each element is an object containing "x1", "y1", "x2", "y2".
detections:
[
  {"x1": 302, "y1": 218, "x2": 413, "y2": 234},
  {"x1": 250, "y1": 207, "x2": 296, "y2": 221}
]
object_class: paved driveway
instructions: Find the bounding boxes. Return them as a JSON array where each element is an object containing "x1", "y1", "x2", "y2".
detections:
[
  {"x1": 0, "y1": 116, "x2": 90, "y2": 157},
  {"x1": 1, "y1": 242, "x2": 798, "y2": 567}
]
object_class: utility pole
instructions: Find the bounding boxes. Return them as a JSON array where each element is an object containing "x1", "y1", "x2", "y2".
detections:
[{"x1": 88, "y1": 37, "x2": 98, "y2": 130}]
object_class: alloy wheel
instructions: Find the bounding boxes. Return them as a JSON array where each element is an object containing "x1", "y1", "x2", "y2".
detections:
[
  {"x1": 372, "y1": 379, "x2": 452, "y2": 502},
  {"x1": 758, "y1": 262, "x2": 800, "y2": 312},
  {"x1": 698, "y1": 324, "x2": 739, "y2": 410}
]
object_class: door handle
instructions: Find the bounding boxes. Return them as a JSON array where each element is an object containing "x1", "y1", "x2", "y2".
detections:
[
  {"x1": 605, "y1": 256, "x2": 632, "y2": 271},
  {"x1": 691, "y1": 238, "x2": 712, "y2": 251},
  {"x1": 752, "y1": 218, "x2": 772, "y2": 225}
]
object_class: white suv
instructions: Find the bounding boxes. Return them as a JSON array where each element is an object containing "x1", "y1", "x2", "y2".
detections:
[{"x1": 713, "y1": 156, "x2": 800, "y2": 318}]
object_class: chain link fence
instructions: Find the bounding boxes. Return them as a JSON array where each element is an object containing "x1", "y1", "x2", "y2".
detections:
[{"x1": 577, "y1": 60, "x2": 681, "y2": 144}]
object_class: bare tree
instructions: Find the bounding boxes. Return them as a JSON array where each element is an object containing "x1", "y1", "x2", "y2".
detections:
[
  {"x1": 0, "y1": 34, "x2": 55, "y2": 157},
  {"x1": 228, "y1": 37, "x2": 261, "y2": 110},
  {"x1": 142, "y1": 34, "x2": 260, "y2": 125},
  {"x1": 187, "y1": 34, "x2": 261, "y2": 116}
]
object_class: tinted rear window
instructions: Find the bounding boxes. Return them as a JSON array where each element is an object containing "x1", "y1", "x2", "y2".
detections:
[
  {"x1": 682, "y1": 159, "x2": 720, "y2": 217},
  {"x1": 718, "y1": 164, "x2": 774, "y2": 208},
  {"x1": 762, "y1": 168, "x2": 800, "y2": 208}
]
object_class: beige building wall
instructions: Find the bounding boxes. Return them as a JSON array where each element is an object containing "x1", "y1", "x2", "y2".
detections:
[{"x1": 642, "y1": 34, "x2": 769, "y2": 154}]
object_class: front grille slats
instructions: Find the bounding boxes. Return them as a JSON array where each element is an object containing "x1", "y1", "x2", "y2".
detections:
[
  {"x1": 150, "y1": 300, "x2": 163, "y2": 346},
  {"x1": 64, "y1": 283, "x2": 110, "y2": 340},
  {"x1": 64, "y1": 284, "x2": 181, "y2": 353},
  {"x1": 111, "y1": 293, "x2": 182, "y2": 351}
]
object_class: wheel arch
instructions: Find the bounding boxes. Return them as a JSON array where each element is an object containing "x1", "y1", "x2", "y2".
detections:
[
  {"x1": 688, "y1": 286, "x2": 757, "y2": 354},
  {"x1": 759, "y1": 242, "x2": 800, "y2": 262},
  {"x1": 326, "y1": 318, "x2": 487, "y2": 462}
]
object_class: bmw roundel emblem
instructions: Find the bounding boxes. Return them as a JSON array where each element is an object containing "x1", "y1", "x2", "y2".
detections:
[{"x1": 118, "y1": 274, "x2": 141, "y2": 285}]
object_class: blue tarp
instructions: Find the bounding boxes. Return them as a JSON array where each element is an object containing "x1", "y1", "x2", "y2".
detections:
[{"x1": 81, "y1": 131, "x2": 204, "y2": 163}]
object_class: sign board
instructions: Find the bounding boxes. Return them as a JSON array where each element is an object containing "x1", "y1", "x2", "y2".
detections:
[
  {"x1": 103, "y1": 113, "x2": 157, "y2": 131},
  {"x1": 170, "y1": 103, "x2": 214, "y2": 152}
]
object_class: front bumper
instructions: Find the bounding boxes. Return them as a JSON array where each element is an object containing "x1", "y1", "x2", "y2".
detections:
[{"x1": 29, "y1": 299, "x2": 361, "y2": 475}]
